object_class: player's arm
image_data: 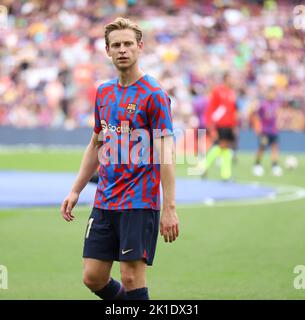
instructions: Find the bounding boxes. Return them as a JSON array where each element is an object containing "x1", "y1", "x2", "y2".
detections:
[
  {"x1": 250, "y1": 103, "x2": 262, "y2": 136},
  {"x1": 154, "y1": 135, "x2": 179, "y2": 243},
  {"x1": 251, "y1": 113, "x2": 261, "y2": 135},
  {"x1": 60, "y1": 132, "x2": 100, "y2": 222},
  {"x1": 148, "y1": 90, "x2": 179, "y2": 242}
]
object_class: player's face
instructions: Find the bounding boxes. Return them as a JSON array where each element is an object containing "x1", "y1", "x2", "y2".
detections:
[
  {"x1": 106, "y1": 29, "x2": 143, "y2": 71},
  {"x1": 225, "y1": 74, "x2": 236, "y2": 89}
]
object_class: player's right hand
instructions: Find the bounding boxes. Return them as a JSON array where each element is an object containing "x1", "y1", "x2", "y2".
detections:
[{"x1": 60, "y1": 191, "x2": 79, "y2": 222}]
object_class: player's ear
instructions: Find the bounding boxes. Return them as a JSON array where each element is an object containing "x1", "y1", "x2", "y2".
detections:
[
  {"x1": 105, "y1": 45, "x2": 111, "y2": 57},
  {"x1": 138, "y1": 41, "x2": 144, "y2": 51}
]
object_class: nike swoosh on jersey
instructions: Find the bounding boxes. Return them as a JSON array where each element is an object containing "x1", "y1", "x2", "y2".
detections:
[{"x1": 122, "y1": 249, "x2": 133, "y2": 255}]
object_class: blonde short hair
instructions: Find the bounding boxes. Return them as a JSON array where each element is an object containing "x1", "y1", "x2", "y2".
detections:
[{"x1": 104, "y1": 17, "x2": 143, "y2": 47}]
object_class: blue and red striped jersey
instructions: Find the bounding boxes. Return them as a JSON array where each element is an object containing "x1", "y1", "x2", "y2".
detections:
[{"x1": 93, "y1": 74, "x2": 173, "y2": 210}]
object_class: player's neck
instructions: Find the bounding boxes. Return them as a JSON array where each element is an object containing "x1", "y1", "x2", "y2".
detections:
[{"x1": 117, "y1": 66, "x2": 145, "y2": 87}]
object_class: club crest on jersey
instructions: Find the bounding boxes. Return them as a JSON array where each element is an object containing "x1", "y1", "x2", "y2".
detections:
[{"x1": 126, "y1": 103, "x2": 136, "y2": 114}]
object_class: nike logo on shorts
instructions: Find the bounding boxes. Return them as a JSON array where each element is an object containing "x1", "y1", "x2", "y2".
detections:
[{"x1": 122, "y1": 249, "x2": 133, "y2": 255}]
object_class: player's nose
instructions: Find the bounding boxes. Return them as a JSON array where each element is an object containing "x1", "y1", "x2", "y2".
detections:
[{"x1": 119, "y1": 44, "x2": 126, "y2": 53}]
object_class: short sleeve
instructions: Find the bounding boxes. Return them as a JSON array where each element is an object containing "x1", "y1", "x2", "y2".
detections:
[
  {"x1": 94, "y1": 86, "x2": 102, "y2": 134},
  {"x1": 147, "y1": 90, "x2": 174, "y2": 139}
]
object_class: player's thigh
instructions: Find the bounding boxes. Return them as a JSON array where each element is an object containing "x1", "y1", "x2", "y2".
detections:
[
  {"x1": 258, "y1": 134, "x2": 268, "y2": 150},
  {"x1": 269, "y1": 135, "x2": 279, "y2": 148},
  {"x1": 83, "y1": 258, "x2": 113, "y2": 284},
  {"x1": 118, "y1": 210, "x2": 160, "y2": 266},
  {"x1": 83, "y1": 208, "x2": 119, "y2": 262},
  {"x1": 120, "y1": 260, "x2": 147, "y2": 289},
  {"x1": 217, "y1": 127, "x2": 234, "y2": 148}
]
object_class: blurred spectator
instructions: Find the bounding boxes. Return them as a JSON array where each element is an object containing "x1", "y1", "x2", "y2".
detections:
[{"x1": 0, "y1": 0, "x2": 304, "y2": 131}]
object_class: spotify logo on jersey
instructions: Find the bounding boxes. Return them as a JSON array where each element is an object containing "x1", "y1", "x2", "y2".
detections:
[
  {"x1": 100, "y1": 120, "x2": 133, "y2": 135},
  {"x1": 100, "y1": 120, "x2": 108, "y2": 133}
]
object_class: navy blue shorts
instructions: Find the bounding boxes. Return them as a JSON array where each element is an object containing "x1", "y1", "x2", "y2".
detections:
[
  {"x1": 216, "y1": 127, "x2": 236, "y2": 142},
  {"x1": 259, "y1": 133, "x2": 278, "y2": 148},
  {"x1": 83, "y1": 208, "x2": 160, "y2": 266}
]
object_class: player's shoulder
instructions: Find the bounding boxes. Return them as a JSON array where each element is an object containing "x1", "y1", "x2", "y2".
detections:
[
  {"x1": 141, "y1": 74, "x2": 168, "y2": 97},
  {"x1": 96, "y1": 78, "x2": 117, "y2": 93},
  {"x1": 143, "y1": 74, "x2": 161, "y2": 88}
]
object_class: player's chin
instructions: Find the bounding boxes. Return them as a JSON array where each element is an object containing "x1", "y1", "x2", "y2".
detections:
[
  {"x1": 115, "y1": 60, "x2": 135, "y2": 71},
  {"x1": 116, "y1": 64, "x2": 131, "y2": 71}
]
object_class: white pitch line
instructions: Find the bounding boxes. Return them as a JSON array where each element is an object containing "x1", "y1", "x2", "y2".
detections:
[{"x1": 177, "y1": 181, "x2": 305, "y2": 208}]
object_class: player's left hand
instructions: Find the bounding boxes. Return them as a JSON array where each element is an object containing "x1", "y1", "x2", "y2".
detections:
[
  {"x1": 60, "y1": 191, "x2": 79, "y2": 222},
  {"x1": 160, "y1": 208, "x2": 179, "y2": 243}
]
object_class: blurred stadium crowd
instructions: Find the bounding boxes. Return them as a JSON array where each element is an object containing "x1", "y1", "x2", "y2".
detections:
[{"x1": 0, "y1": 0, "x2": 304, "y2": 131}]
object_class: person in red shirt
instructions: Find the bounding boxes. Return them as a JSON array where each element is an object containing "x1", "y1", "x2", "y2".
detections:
[{"x1": 197, "y1": 72, "x2": 238, "y2": 180}]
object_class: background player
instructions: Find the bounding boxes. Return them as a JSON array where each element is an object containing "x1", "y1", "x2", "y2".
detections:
[
  {"x1": 252, "y1": 86, "x2": 283, "y2": 177},
  {"x1": 60, "y1": 17, "x2": 179, "y2": 300},
  {"x1": 197, "y1": 72, "x2": 238, "y2": 181}
]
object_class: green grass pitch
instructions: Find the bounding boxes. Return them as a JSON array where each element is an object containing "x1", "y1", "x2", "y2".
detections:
[{"x1": 0, "y1": 149, "x2": 305, "y2": 299}]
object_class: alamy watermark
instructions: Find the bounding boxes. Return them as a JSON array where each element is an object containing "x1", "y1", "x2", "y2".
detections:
[
  {"x1": 95, "y1": 122, "x2": 207, "y2": 176},
  {"x1": 293, "y1": 5, "x2": 305, "y2": 30},
  {"x1": 0, "y1": 265, "x2": 8, "y2": 289}
]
